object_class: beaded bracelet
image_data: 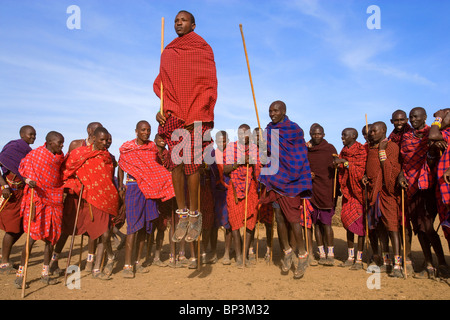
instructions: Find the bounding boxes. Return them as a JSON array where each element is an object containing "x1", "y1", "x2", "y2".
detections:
[
  {"x1": 379, "y1": 150, "x2": 387, "y2": 162},
  {"x1": 1, "y1": 184, "x2": 9, "y2": 190},
  {"x1": 344, "y1": 161, "x2": 349, "y2": 168},
  {"x1": 432, "y1": 121, "x2": 442, "y2": 129}
]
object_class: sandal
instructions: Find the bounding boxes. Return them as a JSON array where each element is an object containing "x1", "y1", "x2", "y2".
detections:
[
  {"x1": 92, "y1": 270, "x2": 111, "y2": 280},
  {"x1": 185, "y1": 211, "x2": 203, "y2": 243},
  {"x1": 339, "y1": 258, "x2": 354, "y2": 268},
  {"x1": 350, "y1": 260, "x2": 363, "y2": 271},
  {"x1": 172, "y1": 209, "x2": 190, "y2": 243},
  {"x1": 0, "y1": 263, "x2": 17, "y2": 275},
  {"x1": 281, "y1": 250, "x2": 294, "y2": 274},
  {"x1": 188, "y1": 258, "x2": 198, "y2": 269},
  {"x1": 40, "y1": 275, "x2": 60, "y2": 285},
  {"x1": 176, "y1": 256, "x2": 189, "y2": 268},
  {"x1": 135, "y1": 263, "x2": 149, "y2": 274},
  {"x1": 153, "y1": 258, "x2": 168, "y2": 267},
  {"x1": 222, "y1": 256, "x2": 231, "y2": 265},
  {"x1": 294, "y1": 253, "x2": 309, "y2": 279},
  {"x1": 14, "y1": 277, "x2": 29, "y2": 289},
  {"x1": 103, "y1": 256, "x2": 116, "y2": 276},
  {"x1": 121, "y1": 265, "x2": 134, "y2": 279}
]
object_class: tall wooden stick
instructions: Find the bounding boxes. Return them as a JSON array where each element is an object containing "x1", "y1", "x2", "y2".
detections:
[
  {"x1": 243, "y1": 164, "x2": 250, "y2": 268},
  {"x1": 239, "y1": 24, "x2": 262, "y2": 139},
  {"x1": 401, "y1": 189, "x2": 407, "y2": 279},
  {"x1": 160, "y1": 17, "x2": 165, "y2": 115},
  {"x1": 197, "y1": 182, "x2": 201, "y2": 270},
  {"x1": 0, "y1": 197, "x2": 10, "y2": 215},
  {"x1": 64, "y1": 184, "x2": 84, "y2": 285},
  {"x1": 21, "y1": 188, "x2": 34, "y2": 298},
  {"x1": 303, "y1": 199, "x2": 309, "y2": 254},
  {"x1": 364, "y1": 114, "x2": 370, "y2": 259}
]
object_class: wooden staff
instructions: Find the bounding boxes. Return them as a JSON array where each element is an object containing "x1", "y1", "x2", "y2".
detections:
[
  {"x1": 0, "y1": 197, "x2": 10, "y2": 215},
  {"x1": 21, "y1": 188, "x2": 34, "y2": 298},
  {"x1": 401, "y1": 189, "x2": 407, "y2": 279},
  {"x1": 78, "y1": 235, "x2": 84, "y2": 268},
  {"x1": 239, "y1": 24, "x2": 262, "y2": 140},
  {"x1": 256, "y1": 189, "x2": 261, "y2": 263},
  {"x1": 243, "y1": 164, "x2": 250, "y2": 268},
  {"x1": 160, "y1": 17, "x2": 165, "y2": 115},
  {"x1": 197, "y1": 182, "x2": 201, "y2": 270},
  {"x1": 364, "y1": 114, "x2": 370, "y2": 258},
  {"x1": 303, "y1": 199, "x2": 309, "y2": 255},
  {"x1": 332, "y1": 153, "x2": 339, "y2": 199},
  {"x1": 64, "y1": 184, "x2": 84, "y2": 285}
]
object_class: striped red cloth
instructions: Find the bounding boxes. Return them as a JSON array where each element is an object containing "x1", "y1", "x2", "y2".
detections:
[
  {"x1": 153, "y1": 31, "x2": 217, "y2": 126},
  {"x1": 436, "y1": 128, "x2": 450, "y2": 248},
  {"x1": 366, "y1": 142, "x2": 401, "y2": 232},
  {"x1": 62, "y1": 145, "x2": 118, "y2": 217},
  {"x1": 400, "y1": 126, "x2": 431, "y2": 199},
  {"x1": 118, "y1": 139, "x2": 175, "y2": 202},
  {"x1": 227, "y1": 141, "x2": 258, "y2": 199},
  {"x1": 19, "y1": 145, "x2": 64, "y2": 244},
  {"x1": 226, "y1": 179, "x2": 258, "y2": 231},
  {"x1": 339, "y1": 142, "x2": 367, "y2": 229}
]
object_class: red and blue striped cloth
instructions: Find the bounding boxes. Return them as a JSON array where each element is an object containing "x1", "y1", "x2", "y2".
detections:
[{"x1": 259, "y1": 116, "x2": 312, "y2": 198}]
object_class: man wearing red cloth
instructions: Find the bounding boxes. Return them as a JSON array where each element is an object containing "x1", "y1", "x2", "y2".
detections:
[
  {"x1": 155, "y1": 10, "x2": 217, "y2": 244},
  {"x1": 363, "y1": 122, "x2": 403, "y2": 277},
  {"x1": 14, "y1": 131, "x2": 65, "y2": 288},
  {"x1": 335, "y1": 128, "x2": 367, "y2": 270},
  {"x1": 306, "y1": 123, "x2": 337, "y2": 266},
  {"x1": 400, "y1": 107, "x2": 448, "y2": 279},
  {"x1": 388, "y1": 110, "x2": 411, "y2": 147},
  {"x1": 62, "y1": 127, "x2": 119, "y2": 280},
  {"x1": 0, "y1": 125, "x2": 35, "y2": 274},
  {"x1": 118, "y1": 121, "x2": 175, "y2": 278},
  {"x1": 226, "y1": 124, "x2": 259, "y2": 268}
]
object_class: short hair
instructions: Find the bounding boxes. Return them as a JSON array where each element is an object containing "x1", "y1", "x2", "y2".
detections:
[
  {"x1": 410, "y1": 107, "x2": 427, "y2": 117},
  {"x1": 178, "y1": 10, "x2": 195, "y2": 24},
  {"x1": 216, "y1": 130, "x2": 228, "y2": 140},
  {"x1": 45, "y1": 131, "x2": 64, "y2": 143},
  {"x1": 270, "y1": 100, "x2": 286, "y2": 113},
  {"x1": 19, "y1": 125, "x2": 35, "y2": 136},
  {"x1": 372, "y1": 121, "x2": 387, "y2": 133},
  {"x1": 391, "y1": 110, "x2": 407, "y2": 119},
  {"x1": 239, "y1": 124, "x2": 251, "y2": 131},
  {"x1": 93, "y1": 127, "x2": 109, "y2": 137},
  {"x1": 87, "y1": 122, "x2": 102, "y2": 131},
  {"x1": 136, "y1": 120, "x2": 150, "y2": 130},
  {"x1": 343, "y1": 128, "x2": 358, "y2": 139},
  {"x1": 310, "y1": 123, "x2": 324, "y2": 134}
]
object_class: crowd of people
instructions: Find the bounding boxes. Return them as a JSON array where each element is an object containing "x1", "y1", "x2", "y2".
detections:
[{"x1": 0, "y1": 10, "x2": 449, "y2": 292}]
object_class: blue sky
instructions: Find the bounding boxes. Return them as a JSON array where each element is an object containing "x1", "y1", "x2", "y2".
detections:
[{"x1": 1, "y1": 0, "x2": 449, "y2": 158}]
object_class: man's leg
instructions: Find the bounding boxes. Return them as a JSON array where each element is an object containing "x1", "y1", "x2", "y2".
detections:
[
  {"x1": 1, "y1": 232, "x2": 21, "y2": 274},
  {"x1": 185, "y1": 171, "x2": 202, "y2": 242}
]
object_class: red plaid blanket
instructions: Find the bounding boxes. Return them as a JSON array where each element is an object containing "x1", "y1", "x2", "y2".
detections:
[
  {"x1": 19, "y1": 145, "x2": 64, "y2": 244},
  {"x1": 227, "y1": 141, "x2": 258, "y2": 199},
  {"x1": 119, "y1": 139, "x2": 175, "y2": 202},
  {"x1": 153, "y1": 31, "x2": 217, "y2": 125},
  {"x1": 339, "y1": 142, "x2": 367, "y2": 228},
  {"x1": 63, "y1": 146, "x2": 118, "y2": 216},
  {"x1": 400, "y1": 126, "x2": 430, "y2": 199}
]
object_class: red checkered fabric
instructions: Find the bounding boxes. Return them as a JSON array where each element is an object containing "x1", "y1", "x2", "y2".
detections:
[
  {"x1": 19, "y1": 145, "x2": 64, "y2": 244},
  {"x1": 153, "y1": 31, "x2": 217, "y2": 126},
  {"x1": 226, "y1": 180, "x2": 258, "y2": 231},
  {"x1": 227, "y1": 141, "x2": 258, "y2": 199},
  {"x1": 366, "y1": 142, "x2": 401, "y2": 231},
  {"x1": 388, "y1": 123, "x2": 411, "y2": 147},
  {"x1": 158, "y1": 115, "x2": 214, "y2": 176},
  {"x1": 119, "y1": 139, "x2": 175, "y2": 202},
  {"x1": 400, "y1": 126, "x2": 431, "y2": 199},
  {"x1": 301, "y1": 199, "x2": 314, "y2": 228},
  {"x1": 62, "y1": 145, "x2": 119, "y2": 217},
  {"x1": 339, "y1": 142, "x2": 367, "y2": 228}
]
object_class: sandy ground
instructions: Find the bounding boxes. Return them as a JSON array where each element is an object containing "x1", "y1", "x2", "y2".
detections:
[{"x1": 0, "y1": 215, "x2": 449, "y2": 302}]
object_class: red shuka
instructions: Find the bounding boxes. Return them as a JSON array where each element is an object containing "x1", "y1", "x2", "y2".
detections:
[
  {"x1": 62, "y1": 146, "x2": 118, "y2": 217},
  {"x1": 154, "y1": 31, "x2": 217, "y2": 126}
]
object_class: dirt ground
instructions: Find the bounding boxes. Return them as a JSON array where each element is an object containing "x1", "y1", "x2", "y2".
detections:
[{"x1": 0, "y1": 215, "x2": 449, "y2": 301}]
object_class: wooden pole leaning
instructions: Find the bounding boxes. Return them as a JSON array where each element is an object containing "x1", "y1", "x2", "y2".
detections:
[
  {"x1": 243, "y1": 164, "x2": 250, "y2": 268},
  {"x1": 197, "y1": 182, "x2": 201, "y2": 270},
  {"x1": 0, "y1": 197, "x2": 10, "y2": 215},
  {"x1": 303, "y1": 199, "x2": 309, "y2": 255},
  {"x1": 160, "y1": 17, "x2": 165, "y2": 115},
  {"x1": 364, "y1": 114, "x2": 370, "y2": 261},
  {"x1": 21, "y1": 188, "x2": 34, "y2": 298},
  {"x1": 64, "y1": 184, "x2": 84, "y2": 286},
  {"x1": 401, "y1": 188, "x2": 407, "y2": 279}
]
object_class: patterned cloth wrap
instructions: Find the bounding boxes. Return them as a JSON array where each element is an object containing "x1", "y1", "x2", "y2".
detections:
[
  {"x1": 62, "y1": 145, "x2": 119, "y2": 217},
  {"x1": 436, "y1": 128, "x2": 450, "y2": 248},
  {"x1": 19, "y1": 145, "x2": 64, "y2": 244},
  {"x1": 118, "y1": 139, "x2": 175, "y2": 201},
  {"x1": 338, "y1": 142, "x2": 367, "y2": 236}
]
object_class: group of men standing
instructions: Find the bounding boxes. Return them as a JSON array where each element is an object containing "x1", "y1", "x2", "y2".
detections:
[{"x1": 0, "y1": 10, "x2": 449, "y2": 293}]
